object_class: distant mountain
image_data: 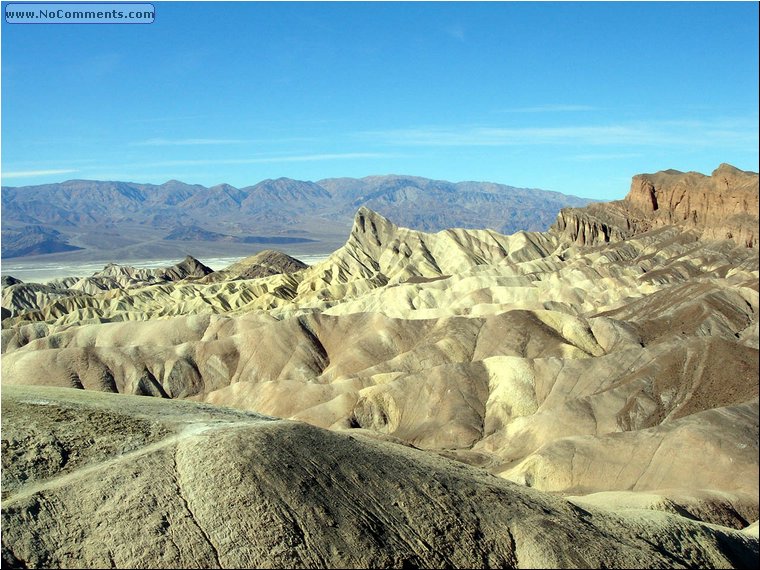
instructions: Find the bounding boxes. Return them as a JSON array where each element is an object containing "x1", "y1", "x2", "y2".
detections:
[
  {"x1": 164, "y1": 225, "x2": 317, "y2": 244},
  {"x1": 1, "y1": 225, "x2": 83, "y2": 258},
  {"x1": 163, "y1": 225, "x2": 236, "y2": 242},
  {"x1": 1, "y1": 175, "x2": 592, "y2": 259},
  {"x1": 319, "y1": 175, "x2": 585, "y2": 233}
]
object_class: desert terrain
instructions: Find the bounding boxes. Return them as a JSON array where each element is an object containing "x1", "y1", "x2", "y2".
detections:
[{"x1": 1, "y1": 164, "x2": 758, "y2": 568}]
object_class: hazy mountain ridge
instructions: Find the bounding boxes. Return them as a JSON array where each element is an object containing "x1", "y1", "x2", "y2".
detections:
[
  {"x1": 0, "y1": 225, "x2": 83, "y2": 258},
  {"x1": 1, "y1": 175, "x2": 592, "y2": 260}
]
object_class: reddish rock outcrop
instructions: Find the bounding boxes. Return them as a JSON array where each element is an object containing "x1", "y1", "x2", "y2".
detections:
[{"x1": 554, "y1": 164, "x2": 759, "y2": 248}]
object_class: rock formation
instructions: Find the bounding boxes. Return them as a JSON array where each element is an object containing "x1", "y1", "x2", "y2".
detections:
[
  {"x1": 1, "y1": 164, "x2": 758, "y2": 568},
  {"x1": 2, "y1": 386, "x2": 757, "y2": 569},
  {"x1": 201, "y1": 249, "x2": 308, "y2": 283},
  {"x1": 554, "y1": 164, "x2": 759, "y2": 247}
]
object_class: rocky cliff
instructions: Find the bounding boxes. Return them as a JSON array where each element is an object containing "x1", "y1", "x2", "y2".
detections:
[{"x1": 554, "y1": 164, "x2": 759, "y2": 248}]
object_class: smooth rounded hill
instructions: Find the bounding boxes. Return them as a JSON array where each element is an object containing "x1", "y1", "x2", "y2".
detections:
[{"x1": 2, "y1": 385, "x2": 757, "y2": 569}]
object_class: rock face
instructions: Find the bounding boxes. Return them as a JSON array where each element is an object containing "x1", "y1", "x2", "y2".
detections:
[
  {"x1": 554, "y1": 164, "x2": 759, "y2": 247},
  {"x1": 626, "y1": 164, "x2": 759, "y2": 246},
  {"x1": 552, "y1": 203, "x2": 633, "y2": 246},
  {"x1": 2, "y1": 385, "x2": 758, "y2": 569},
  {"x1": 2, "y1": 166, "x2": 759, "y2": 568}
]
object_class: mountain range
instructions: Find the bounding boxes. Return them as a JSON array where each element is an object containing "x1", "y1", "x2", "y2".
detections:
[{"x1": 1, "y1": 175, "x2": 591, "y2": 261}]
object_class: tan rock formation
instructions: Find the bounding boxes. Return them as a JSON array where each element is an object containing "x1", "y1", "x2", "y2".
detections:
[{"x1": 2, "y1": 386, "x2": 757, "y2": 569}]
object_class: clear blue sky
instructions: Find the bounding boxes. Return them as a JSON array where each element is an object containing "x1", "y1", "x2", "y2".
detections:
[{"x1": 2, "y1": 1, "x2": 758, "y2": 200}]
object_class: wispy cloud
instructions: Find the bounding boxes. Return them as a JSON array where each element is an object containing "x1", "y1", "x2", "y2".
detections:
[
  {"x1": 250, "y1": 152, "x2": 394, "y2": 164},
  {"x1": 566, "y1": 153, "x2": 643, "y2": 161},
  {"x1": 132, "y1": 138, "x2": 248, "y2": 146},
  {"x1": 126, "y1": 115, "x2": 216, "y2": 125},
  {"x1": 6, "y1": 153, "x2": 398, "y2": 183},
  {"x1": 361, "y1": 119, "x2": 758, "y2": 149},
  {"x1": 126, "y1": 152, "x2": 396, "y2": 169},
  {"x1": 444, "y1": 24, "x2": 466, "y2": 42},
  {"x1": 361, "y1": 125, "x2": 647, "y2": 147},
  {"x1": 499, "y1": 104, "x2": 598, "y2": 113},
  {"x1": 2, "y1": 169, "x2": 79, "y2": 179}
]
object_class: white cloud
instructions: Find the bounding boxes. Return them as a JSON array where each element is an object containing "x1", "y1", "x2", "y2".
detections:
[
  {"x1": 131, "y1": 138, "x2": 248, "y2": 146},
  {"x1": 11, "y1": 153, "x2": 399, "y2": 184},
  {"x1": 444, "y1": 24, "x2": 466, "y2": 42},
  {"x1": 566, "y1": 153, "x2": 644, "y2": 161},
  {"x1": 250, "y1": 152, "x2": 394, "y2": 164},
  {"x1": 361, "y1": 119, "x2": 758, "y2": 149},
  {"x1": 2, "y1": 169, "x2": 79, "y2": 179},
  {"x1": 136, "y1": 152, "x2": 395, "y2": 168}
]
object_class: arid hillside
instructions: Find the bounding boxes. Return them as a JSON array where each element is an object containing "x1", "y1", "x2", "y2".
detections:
[
  {"x1": 2, "y1": 385, "x2": 756, "y2": 569},
  {"x1": 2, "y1": 164, "x2": 758, "y2": 568}
]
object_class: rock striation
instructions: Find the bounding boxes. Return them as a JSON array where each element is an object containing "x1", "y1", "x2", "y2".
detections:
[{"x1": 2, "y1": 385, "x2": 757, "y2": 569}]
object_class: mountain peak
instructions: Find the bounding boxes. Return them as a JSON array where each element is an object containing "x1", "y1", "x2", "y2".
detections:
[
  {"x1": 172, "y1": 255, "x2": 214, "y2": 277},
  {"x1": 713, "y1": 163, "x2": 744, "y2": 176},
  {"x1": 352, "y1": 207, "x2": 397, "y2": 242}
]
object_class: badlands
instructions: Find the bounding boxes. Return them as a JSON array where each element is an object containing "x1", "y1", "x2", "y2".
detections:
[{"x1": 1, "y1": 164, "x2": 758, "y2": 568}]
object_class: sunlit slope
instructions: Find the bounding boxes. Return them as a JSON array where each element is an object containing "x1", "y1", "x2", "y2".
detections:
[{"x1": 2, "y1": 385, "x2": 756, "y2": 569}]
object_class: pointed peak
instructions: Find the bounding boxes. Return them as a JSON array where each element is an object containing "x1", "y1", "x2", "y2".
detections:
[
  {"x1": 350, "y1": 207, "x2": 398, "y2": 249},
  {"x1": 209, "y1": 183, "x2": 237, "y2": 190},
  {"x1": 354, "y1": 206, "x2": 395, "y2": 227},
  {"x1": 712, "y1": 163, "x2": 744, "y2": 177},
  {"x1": 178, "y1": 254, "x2": 211, "y2": 269}
]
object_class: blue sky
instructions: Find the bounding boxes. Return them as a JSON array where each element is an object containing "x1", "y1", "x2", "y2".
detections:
[{"x1": 1, "y1": 1, "x2": 758, "y2": 200}]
